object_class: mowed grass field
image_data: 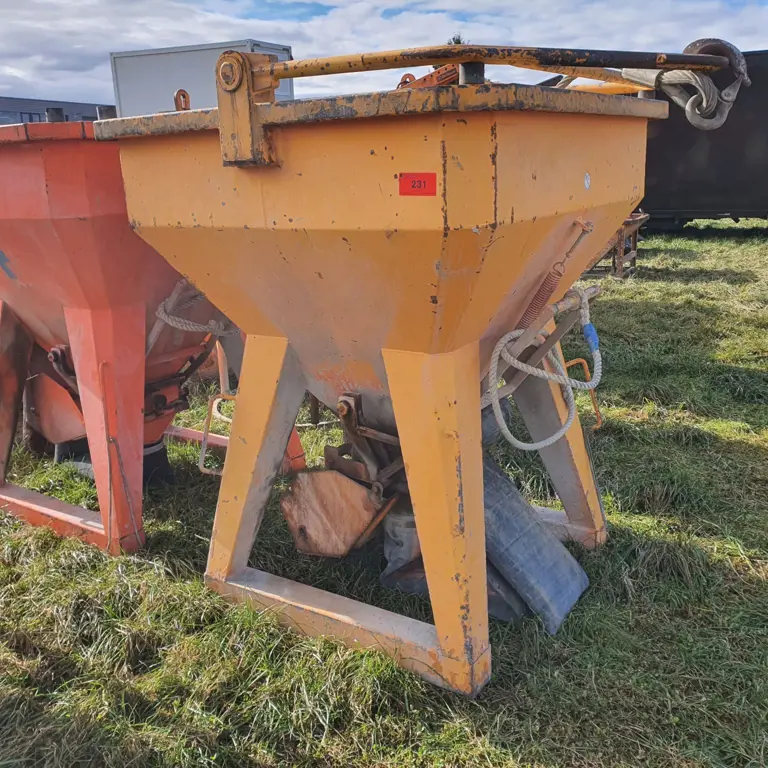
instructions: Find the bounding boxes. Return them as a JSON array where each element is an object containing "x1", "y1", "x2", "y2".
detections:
[{"x1": 1, "y1": 221, "x2": 766, "y2": 767}]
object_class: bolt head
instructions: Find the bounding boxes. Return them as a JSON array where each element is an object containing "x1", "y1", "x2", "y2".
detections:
[
  {"x1": 220, "y1": 62, "x2": 235, "y2": 84},
  {"x1": 218, "y1": 56, "x2": 243, "y2": 91}
]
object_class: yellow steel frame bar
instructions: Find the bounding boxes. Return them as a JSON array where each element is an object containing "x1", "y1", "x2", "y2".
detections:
[
  {"x1": 513, "y1": 63, "x2": 651, "y2": 90},
  {"x1": 210, "y1": 52, "x2": 670, "y2": 167},
  {"x1": 205, "y1": 43, "x2": 724, "y2": 165},
  {"x1": 206, "y1": 335, "x2": 492, "y2": 695},
  {"x1": 254, "y1": 45, "x2": 728, "y2": 80},
  {"x1": 513, "y1": 337, "x2": 607, "y2": 549},
  {"x1": 94, "y1": 81, "x2": 668, "y2": 145}
]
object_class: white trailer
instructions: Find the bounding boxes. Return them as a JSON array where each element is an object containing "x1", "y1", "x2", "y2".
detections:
[{"x1": 110, "y1": 39, "x2": 293, "y2": 117}]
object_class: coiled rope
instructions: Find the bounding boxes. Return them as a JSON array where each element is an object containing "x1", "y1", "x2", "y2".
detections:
[
  {"x1": 482, "y1": 288, "x2": 602, "y2": 451},
  {"x1": 154, "y1": 279, "x2": 239, "y2": 427}
]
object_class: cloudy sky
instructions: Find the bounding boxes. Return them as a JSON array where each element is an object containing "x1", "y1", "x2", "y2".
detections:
[{"x1": 0, "y1": 0, "x2": 766, "y2": 105}]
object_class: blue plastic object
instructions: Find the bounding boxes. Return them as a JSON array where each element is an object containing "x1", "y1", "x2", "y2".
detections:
[{"x1": 583, "y1": 322, "x2": 599, "y2": 352}]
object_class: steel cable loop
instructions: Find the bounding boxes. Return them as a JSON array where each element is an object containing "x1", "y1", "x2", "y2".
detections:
[
  {"x1": 484, "y1": 288, "x2": 602, "y2": 451},
  {"x1": 658, "y1": 70, "x2": 720, "y2": 116},
  {"x1": 621, "y1": 57, "x2": 746, "y2": 131}
]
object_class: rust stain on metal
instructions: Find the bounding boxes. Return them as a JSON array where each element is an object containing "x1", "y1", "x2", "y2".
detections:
[
  {"x1": 96, "y1": 83, "x2": 669, "y2": 148},
  {"x1": 440, "y1": 139, "x2": 449, "y2": 238},
  {"x1": 490, "y1": 121, "x2": 498, "y2": 230},
  {"x1": 256, "y1": 45, "x2": 728, "y2": 80},
  {"x1": 94, "y1": 109, "x2": 218, "y2": 140},
  {"x1": 455, "y1": 453, "x2": 464, "y2": 535},
  {"x1": 258, "y1": 83, "x2": 670, "y2": 125}
]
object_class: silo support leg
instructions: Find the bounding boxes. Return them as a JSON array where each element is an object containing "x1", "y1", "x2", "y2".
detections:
[
  {"x1": 64, "y1": 304, "x2": 147, "y2": 554},
  {"x1": 383, "y1": 341, "x2": 491, "y2": 696},
  {"x1": 206, "y1": 334, "x2": 306, "y2": 581},
  {"x1": 512, "y1": 345, "x2": 607, "y2": 549},
  {"x1": 204, "y1": 336, "x2": 491, "y2": 696},
  {"x1": 0, "y1": 302, "x2": 32, "y2": 482}
]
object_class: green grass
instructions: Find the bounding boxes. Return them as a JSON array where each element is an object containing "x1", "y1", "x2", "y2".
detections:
[{"x1": 1, "y1": 221, "x2": 767, "y2": 766}]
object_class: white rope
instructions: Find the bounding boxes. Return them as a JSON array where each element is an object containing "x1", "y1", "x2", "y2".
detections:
[
  {"x1": 155, "y1": 280, "x2": 240, "y2": 337},
  {"x1": 482, "y1": 288, "x2": 602, "y2": 451}
]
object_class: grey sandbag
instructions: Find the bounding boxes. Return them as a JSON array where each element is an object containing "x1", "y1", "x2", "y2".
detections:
[
  {"x1": 486, "y1": 562, "x2": 530, "y2": 623},
  {"x1": 379, "y1": 399, "x2": 586, "y2": 627},
  {"x1": 379, "y1": 505, "x2": 529, "y2": 622},
  {"x1": 481, "y1": 399, "x2": 514, "y2": 446},
  {"x1": 483, "y1": 455, "x2": 589, "y2": 634}
]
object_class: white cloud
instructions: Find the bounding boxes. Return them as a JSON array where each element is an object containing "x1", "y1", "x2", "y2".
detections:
[{"x1": 0, "y1": 0, "x2": 765, "y2": 104}]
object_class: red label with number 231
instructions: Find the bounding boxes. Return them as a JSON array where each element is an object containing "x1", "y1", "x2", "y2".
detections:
[{"x1": 399, "y1": 172, "x2": 437, "y2": 196}]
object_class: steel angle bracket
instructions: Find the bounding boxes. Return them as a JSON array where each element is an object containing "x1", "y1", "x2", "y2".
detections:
[{"x1": 216, "y1": 51, "x2": 280, "y2": 166}]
